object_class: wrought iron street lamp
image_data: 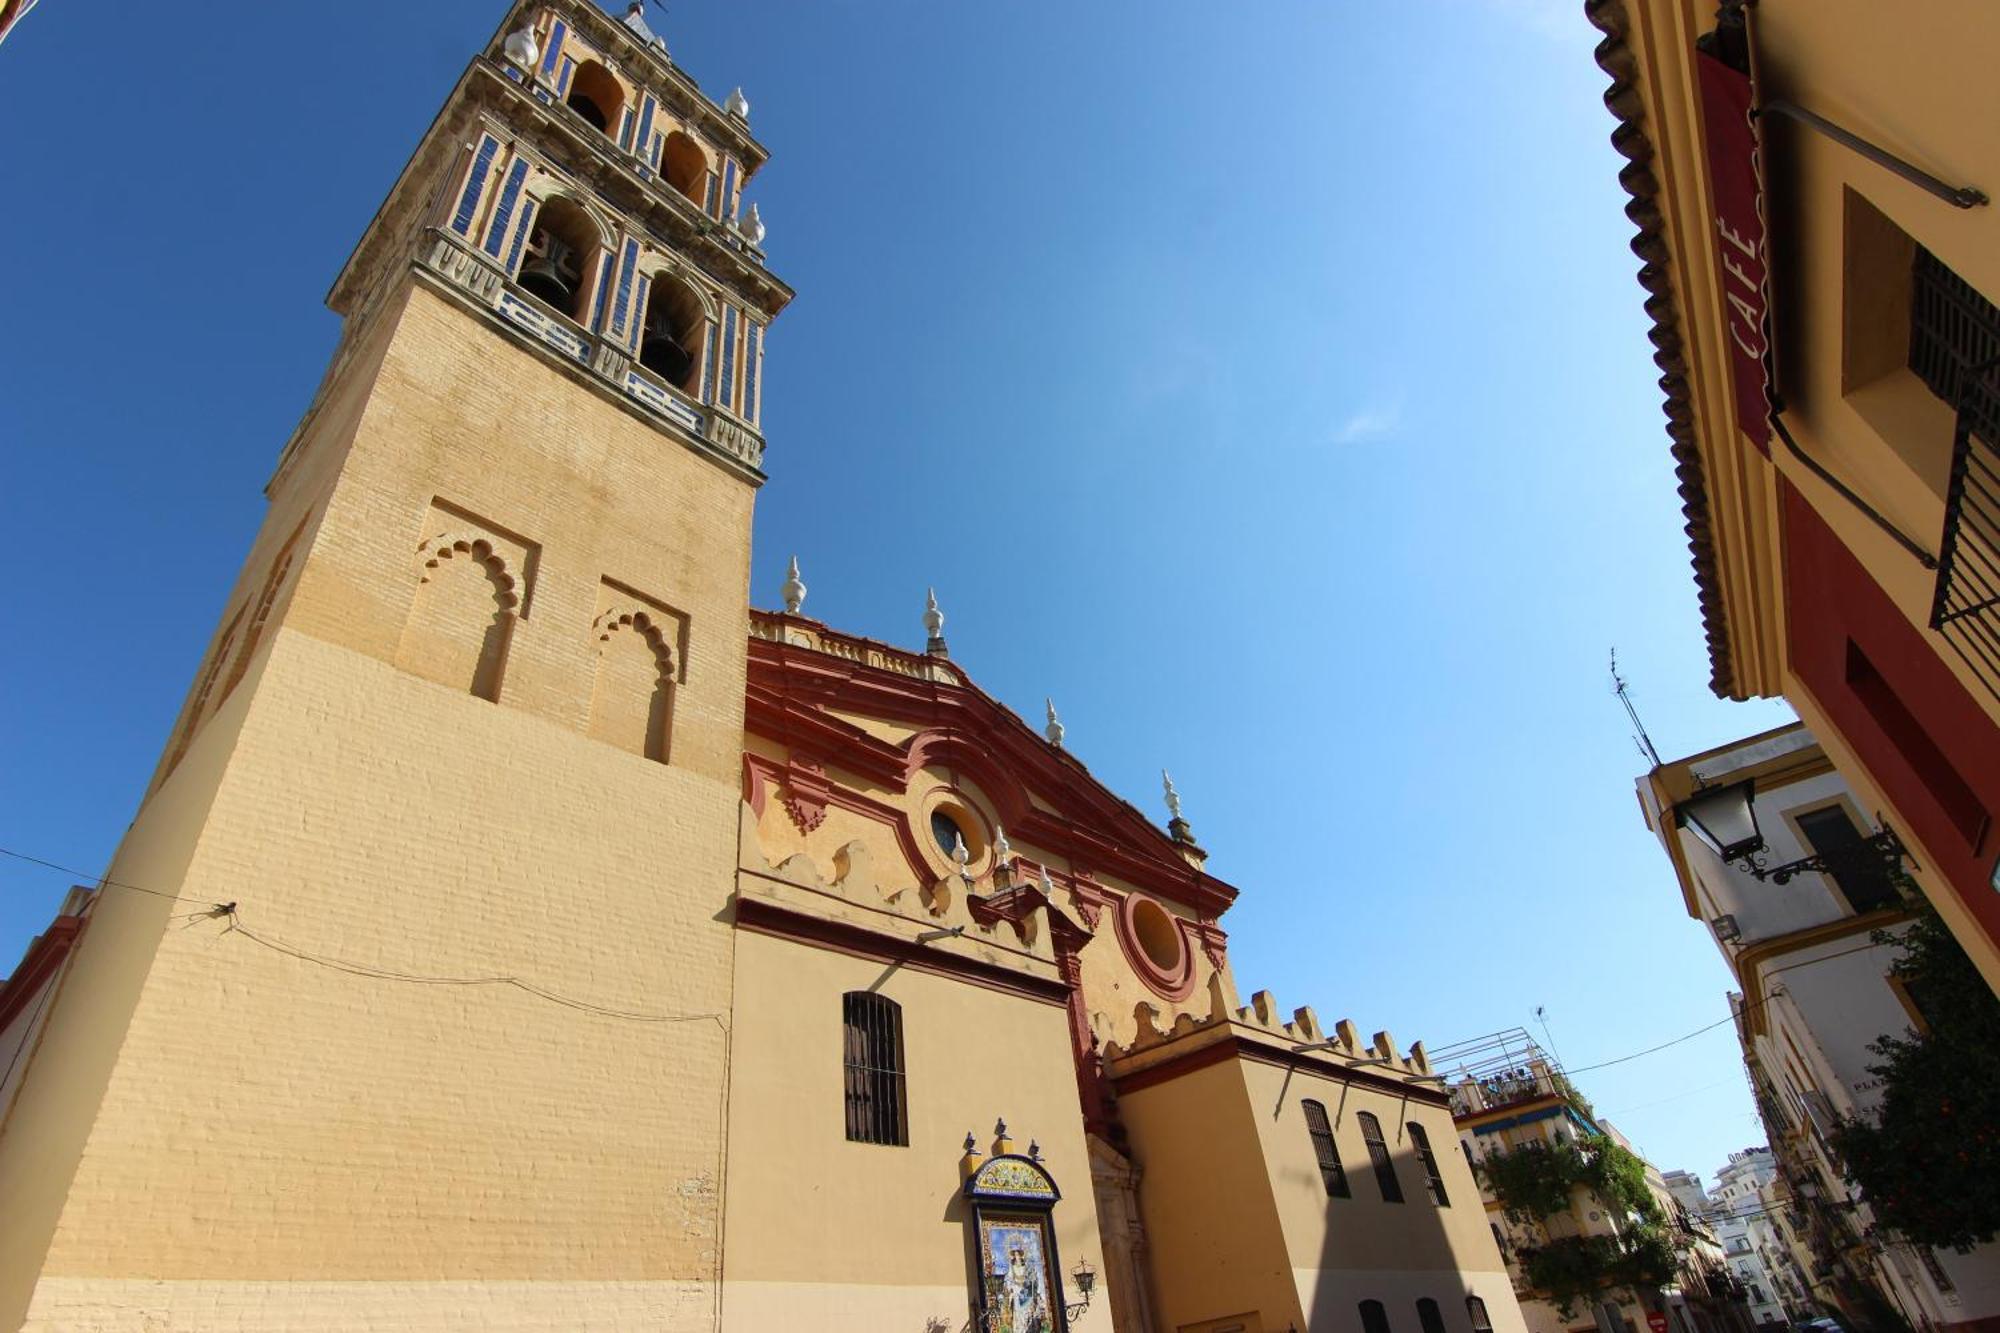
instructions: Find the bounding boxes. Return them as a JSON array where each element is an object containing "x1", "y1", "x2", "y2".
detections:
[
  {"x1": 1674, "y1": 779, "x2": 1912, "y2": 886},
  {"x1": 1064, "y1": 1257, "x2": 1097, "y2": 1320}
]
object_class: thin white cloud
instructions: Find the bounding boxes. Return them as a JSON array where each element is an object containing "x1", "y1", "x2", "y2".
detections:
[{"x1": 1332, "y1": 402, "x2": 1403, "y2": 445}]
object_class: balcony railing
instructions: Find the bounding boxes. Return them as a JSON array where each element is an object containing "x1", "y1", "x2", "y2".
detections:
[
  {"x1": 1931, "y1": 358, "x2": 2000, "y2": 700},
  {"x1": 1916, "y1": 248, "x2": 2000, "y2": 703}
]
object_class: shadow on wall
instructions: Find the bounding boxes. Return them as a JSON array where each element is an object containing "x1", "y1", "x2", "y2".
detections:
[{"x1": 1297, "y1": 1101, "x2": 1505, "y2": 1333}]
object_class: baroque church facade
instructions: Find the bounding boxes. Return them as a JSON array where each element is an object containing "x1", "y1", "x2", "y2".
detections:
[{"x1": 0, "y1": 5, "x2": 1523, "y2": 1330}]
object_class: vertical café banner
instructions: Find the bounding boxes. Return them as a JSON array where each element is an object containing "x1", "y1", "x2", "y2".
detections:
[{"x1": 1696, "y1": 44, "x2": 1774, "y2": 454}]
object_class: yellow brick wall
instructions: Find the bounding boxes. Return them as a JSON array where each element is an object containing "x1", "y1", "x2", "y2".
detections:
[{"x1": 3, "y1": 277, "x2": 760, "y2": 1330}]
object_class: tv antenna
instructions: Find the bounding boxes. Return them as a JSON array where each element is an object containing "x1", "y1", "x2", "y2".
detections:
[{"x1": 1610, "y1": 648, "x2": 1663, "y2": 769}]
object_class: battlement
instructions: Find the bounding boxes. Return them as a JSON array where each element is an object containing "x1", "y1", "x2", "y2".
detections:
[{"x1": 1103, "y1": 975, "x2": 1434, "y2": 1084}]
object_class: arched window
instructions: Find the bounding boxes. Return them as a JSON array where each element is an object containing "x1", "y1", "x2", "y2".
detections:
[
  {"x1": 659, "y1": 130, "x2": 707, "y2": 207},
  {"x1": 1467, "y1": 1296, "x2": 1494, "y2": 1333},
  {"x1": 639, "y1": 274, "x2": 704, "y2": 392},
  {"x1": 1360, "y1": 1299, "x2": 1392, "y2": 1333},
  {"x1": 517, "y1": 197, "x2": 599, "y2": 322},
  {"x1": 1356, "y1": 1112, "x2": 1404, "y2": 1203},
  {"x1": 1417, "y1": 1299, "x2": 1447, "y2": 1333},
  {"x1": 1409, "y1": 1122, "x2": 1450, "y2": 1206},
  {"x1": 842, "y1": 991, "x2": 907, "y2": 1146},
  {"x1": 1302, "y1": 1099, "x2": 1350, "y2": 1198},
  {"x1": 565, "y1": 60, "x2": 624, "y2": 136}
]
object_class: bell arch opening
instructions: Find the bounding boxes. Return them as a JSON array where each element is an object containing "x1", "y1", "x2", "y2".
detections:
[
  {"x1": 640, "y1": 274, "x2": 704, "y2": 392},
  {"x1": 565, "y1": 61, "x2": 623, "y2": 136},
  {"x1": 517, "y1": 197, "x2": 599, "y2": 322},
  {"x1": 659, "y1": 131, "x2": 707, "y2": 207}
]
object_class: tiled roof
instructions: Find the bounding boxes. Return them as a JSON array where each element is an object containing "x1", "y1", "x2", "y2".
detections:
[{"x1": 1586, "y1": 0, "x2": 1736, "y2": 698}]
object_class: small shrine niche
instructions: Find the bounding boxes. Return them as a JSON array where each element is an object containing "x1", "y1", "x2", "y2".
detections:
[{"x1": 963, "y1": 1151, "x2": 1072, "y2": 1333}]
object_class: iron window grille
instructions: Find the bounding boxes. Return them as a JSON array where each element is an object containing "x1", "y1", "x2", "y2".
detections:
[
  {"x1": 1914, "y1": 247, "x2": 2000, "y2": 703},
  {"x1": 1360, "y1": 1300, "x2": 1393, "y2": 1333},
  {"x1": 1407, "y1": 1122, "x2": 1451, "y2": 1207},
  {"x1": 841, "y1": 991, "x2": 908, "y2": 1147},
  {"x1": 1356, "y1": 1112, "x2": 1404, "y2": 1204},
  {"x1": 1417, "y1": 1299, "x2": 1448, "y2": 1333},
  {"x1": 1302, "y1": 1099, "x2": 1351, "y2": 1198},
  {"x1": 1467, "y1": 1297, "x2": 1494, "y2": 1333}
]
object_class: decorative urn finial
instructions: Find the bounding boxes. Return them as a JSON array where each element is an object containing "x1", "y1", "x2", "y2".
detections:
[
  {"x1": 923, "y1": 587, "x2": 948, "y2": 656},
  {"x1": 1045, "y1": 697, "x2": 1064, "y2": 747},
  {"x1": 1038, "y1": 864, "x2": 1056, "y2": 898},
  {"x1": 992, "y1": 1118, "x2": 1012, "y2": 1156},
  {"x1": 959, "y1": 1130, "x2": 985, "y2": 1180},
  {"x1": 780, "y1": 555, "x2": 806, "y2": 614},
  {"x1": 993, "y1": 825, "x2": 1012, "y2": 865},
  {"x1": 725, "y1": 86, "x2": 751, "y2": 121},
  {"x1": 502, "y1": 26, "x2": 540, "y2": 71},
  {"x1": 1029, "y1": 1139, "x2": 1042, "y2": 1162},
  {"x1": 952, "y1": 832, "x2": 971, "y2": 878},
  {"x1": 1163, "y1": 770, "x2": 1197, "y2": 846},
  {"x1": 741, "y1": 201, "x2": 767, "y2": 248}
]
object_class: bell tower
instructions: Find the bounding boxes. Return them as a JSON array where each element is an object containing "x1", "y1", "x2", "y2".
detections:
[{"x1": 0, "y1": 2, "x2": 791, "y2": 1327}]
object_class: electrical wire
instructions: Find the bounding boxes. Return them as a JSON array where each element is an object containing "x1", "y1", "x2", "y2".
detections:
[
  {"x1": 1564, "y1": 938, "x2": 1890, "y2": 1076},
  {"x1": 2, "y1": 844, "x2": 724, "y2": 1028},
  {"x1": 0, "y1": 846, "x2": 214, "y2": 907}
]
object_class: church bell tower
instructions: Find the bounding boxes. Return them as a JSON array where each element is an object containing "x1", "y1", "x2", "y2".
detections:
[{"x1": 0, "y1": 3, "x2": 791, "y2": 1326}]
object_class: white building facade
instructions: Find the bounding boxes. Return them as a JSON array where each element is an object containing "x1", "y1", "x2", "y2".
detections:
[{"x1": 1640, "y1": 724, "x2": 2000, "y2": 1333}]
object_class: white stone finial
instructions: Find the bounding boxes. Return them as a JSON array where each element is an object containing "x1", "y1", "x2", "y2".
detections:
[
  {"x1": 740, "y1": 201, "x2": 767, "y2": 249},
  {"x1": 1038, "y1": 864, "x2": 1055, "y2": 897},
  {"x1": 502, "y1": 26, "x2": 541, "y2": 71},
  {"x1": 1044, "y1": 698, "x2": 1064, "y2": 747},
  {"x1": 1162, "y1": 770, "x2": 1183, "y2": 822},
  {"x1": 725, "y1": 86, "x2": 751, "y2": 121},
  {"x1": 952, "y1": 832, "x2": 970, "y2": 875},
  {"x1": 780, "y1": 555, "x2": 806, "y2": 615},
  {"x1": 924, "y1": 588, "x2": 945, "y2": 640},
  {"x1": 993, "y1": 825, "x2": 1013, "y2": 865}
]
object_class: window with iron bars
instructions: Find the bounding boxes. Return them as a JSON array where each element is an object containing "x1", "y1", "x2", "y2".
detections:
[
  {"x1": 1357, "y1": 1111, "x2": 1404, "y2": 1203},
  {"x1": 1302, "y1": 1099, "x2": 1351, "y2": 1198},
  {"x1": 1408, "y1": 1122, "x2": 1451, "y2": 1206},
  {"x1": 842, "y1": 991, "x2": 908, "y2": 1146}
]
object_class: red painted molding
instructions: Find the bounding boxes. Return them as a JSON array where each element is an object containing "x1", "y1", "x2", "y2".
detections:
[
  {"x1": 0, "y1": 916, "x2": 84, "y2": 1033},
  {"x1": 1111, "y1": 1031, "x2": 1452, "y2": 1106},
  {"x1": 733, "y1": 894, "x2": 1069, "y2": 1007},
  {"x1": 1782, "y1": 480, "x2": 2000, "y2": 957},
  {"x1": 744, "y1": 634, "x2": 1240, "y2": 919}
]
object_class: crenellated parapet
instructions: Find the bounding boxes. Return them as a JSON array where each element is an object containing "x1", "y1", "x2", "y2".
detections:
[{"x1": 1102, "y1": 974, "x2": 1438, "y2": 1088}]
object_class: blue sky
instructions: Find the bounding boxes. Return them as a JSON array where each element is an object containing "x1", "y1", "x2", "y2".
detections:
[{"x1": 0, "y1": 0, "x2": 1793, "y2": 1184}]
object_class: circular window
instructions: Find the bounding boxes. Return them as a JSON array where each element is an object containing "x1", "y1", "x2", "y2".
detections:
[
  {"x1": 1131, "y1": 898, "x2": 1183, "y2": 972},
  {"x1": 1115, "y1": 892, "x2": 1195, "y2": 1000},
  {"x1": 931, "y1": 808, "x2": 965, "y2": 856}
]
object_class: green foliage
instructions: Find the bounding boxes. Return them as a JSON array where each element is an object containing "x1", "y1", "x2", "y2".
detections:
[
  {"x1": 1482, "y1": 1128, "x2": 1678, "y2": 1315},
  {"x1": 1521, "y1": 1233, "x2": 1679, "y2": 1318},
  {"x1": 1829, "y1": 907, "x2": 2000, "y2": 1250},
  {"x1": 1477, "y1": 1134, "x2": 1664, "y2": 1229}
]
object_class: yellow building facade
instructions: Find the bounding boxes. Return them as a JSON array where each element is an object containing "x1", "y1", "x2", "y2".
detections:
[
  {"x1": 1589, "y1": 0, "x2": 2000, "y2": 992},
  {"x1": 0, "y1": 4, "x2": 1524, "y2": 1330}
]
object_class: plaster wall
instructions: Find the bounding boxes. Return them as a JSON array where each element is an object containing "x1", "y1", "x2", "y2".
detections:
[
  {"x1": 721, "y1": 928, "x2": 1104, "y2": 1332},
  {"x1": 1117, "y1": 1055, "x2": 1298, "y2": 1331},
  {"x1": 1233, "y1": 1060, "x2": 1522, "y2": 1333}
]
